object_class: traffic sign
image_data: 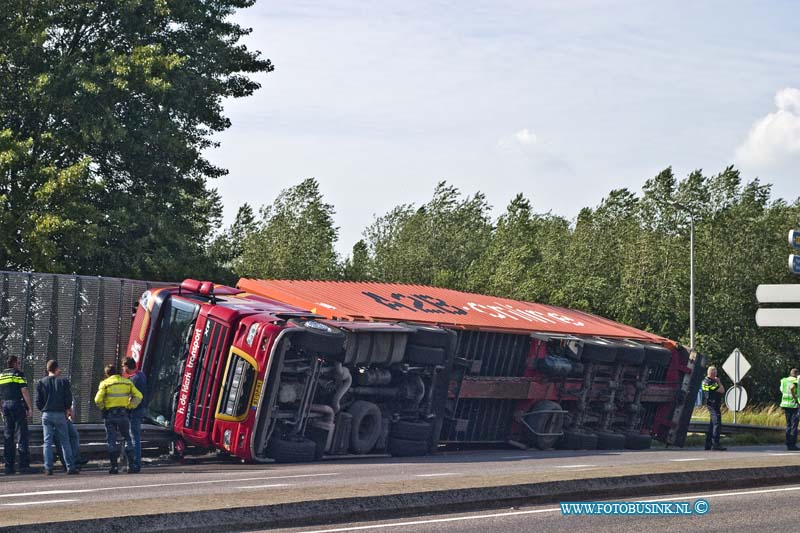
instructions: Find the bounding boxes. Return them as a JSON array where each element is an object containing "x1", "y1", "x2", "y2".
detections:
[
  {"x1": 725, "y1": 385, "x2": 748, "y2": 412},
  {"x1": 756, "y1": 284, "x2": 800, "y2": 303},
  {"x1": 756, "y1": 309, "x2": 800, "y2": 327},
  {"x1": 722, "y1": 348, "x2": 750, "y2": 383},
  {"x1": 790, "y1": 230, "x2": 800, "y2": 250},
  {"x1": 791, "y1": 254, "x2": 800, "y2": 275}
]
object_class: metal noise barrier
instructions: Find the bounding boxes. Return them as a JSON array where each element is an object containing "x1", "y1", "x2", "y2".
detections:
[{"x1": 0, "y1": 271, "x2": 170, "y2": 424}]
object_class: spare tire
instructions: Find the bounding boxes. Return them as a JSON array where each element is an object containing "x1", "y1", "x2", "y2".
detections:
[
  {"x1": 643, "y1": 344, "x2": 672, "y2": 368},
  {"x1": 404, "y1": 344, "x2": 447, "y2": 366},
  {"x1": 266, "y1": 437, "x2": 317, "y2": 463},
  {"x1": 390, "y1": 420, "x2": 433, "y2": 441},
  {"x1": 624, "y1": 432, "x2": 653, "y2": 450},
  {"x1": 580, "y1": 338, "x2": 617, "y2": 363},
  {"x1": 522, "y1": 400, "x2": 564, "y2": 451},
  {"x1": 288, "y1": 319, "x2": 346, "y2": 357},
  {"x1": 348, "y1": 401, "x2": 382, "y2": 454},
  {"x1": 388, "y1": 437, "x2": 430, "y2": 457},
  {"x1": 595, "y1": 431, "x2": 626, "y2": 450}
]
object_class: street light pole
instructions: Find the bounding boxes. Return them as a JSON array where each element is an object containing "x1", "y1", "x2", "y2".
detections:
[{"x1": 672, "y1": 202, "x2": 695, "y2": 351}]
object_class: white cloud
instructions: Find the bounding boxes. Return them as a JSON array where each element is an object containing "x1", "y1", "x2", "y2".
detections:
[
  {"x1": 735, "y1": 88, "x2": 800, "y2": 168},
  {"x1": 497, "y1": 128, "x2": 540, "y2": 153}
]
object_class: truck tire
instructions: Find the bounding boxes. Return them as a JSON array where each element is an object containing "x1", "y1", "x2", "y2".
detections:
[
  {"x1": 266, "y1": 437, "x2": 317, "y2": 463},
  {"x1": 595, "y1": 431, "x2": 626, "y2": 450},
  {"x1": 624, "y1": 432, "x2": 653, "y2": 450},
  {"x1": 288, "y1": 319, "x2": 346, "y2": 357},
  {"x1": 388, "y1": 437, "x2": 430, "y2": 457},
  {"x1": 560, "y1": 430, "x2": 598, "y2": 450},
  {"x1": 406, "y1": 325, "x2": 453, "y2": 349},
  {"x1": 390, "y1": 420, "x2": 433, "y2": 441},
  {"x1": 580, "y1": 339, "x2": 617, "y2": 363},
  {"x1": 522, "y1": 400, "x2": 564, "y2": 451},
  {"x1": 348, "y1": 401, "x2": 382, "y2": 454},
  {"x1": 643, "y1": 345, "x2": 672, "y2": 368},
  {"x1": 616, "y1": 342, "x2": 645, "y2": 365},
  {"x1": 404, "y1": 344, "x2": 447, "y2": 366}
]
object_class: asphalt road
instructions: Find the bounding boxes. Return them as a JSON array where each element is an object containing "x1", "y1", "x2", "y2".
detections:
[
  {"x1": 2, "y1": 444, "x2": 800, "y2": 527},
  {"x1": 269, "y1": 483, "x2": 800, "y2": 533}
]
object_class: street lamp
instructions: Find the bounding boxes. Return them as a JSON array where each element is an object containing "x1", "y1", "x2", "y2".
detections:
[{"x1": 670, "y1": 202, "x2": 695, "y2": 350}]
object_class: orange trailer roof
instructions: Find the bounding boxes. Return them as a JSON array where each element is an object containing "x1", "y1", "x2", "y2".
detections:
[{"x1": 238, "y1": 279, "x2": 670, "y2": 345}]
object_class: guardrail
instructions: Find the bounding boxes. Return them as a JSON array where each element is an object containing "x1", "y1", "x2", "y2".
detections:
[
  {"x1": 1, "y1": 423, "x2": 174, "y2": 462},
  {"x1": 688, "y1": 420, "x2": 783, "y2": 435}
]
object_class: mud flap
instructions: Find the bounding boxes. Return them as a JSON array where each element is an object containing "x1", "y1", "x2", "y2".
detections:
[{"x1": 666, "y1": 349, "x2": 707, "y2": 447}]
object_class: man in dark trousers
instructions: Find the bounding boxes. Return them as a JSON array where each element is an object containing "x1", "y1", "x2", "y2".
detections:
[
  {"x1": 123, "y1": 357, "x2": 147, "y2": 473},
  {"x1": 0, "y1": 356, "x2": 36, "y2": 474},
  {"x1": 779, "y1": 368, "x2": 799, "y2": 450},
  {"x1": 95, "y1": 364, "x2": 142, "y2": 474},
  {"x1": 36, "y1": 359, "x2": 78, "y2": 475},
  {"x1": 702, "y1": 365, "x2": 727, "y2": 451}
]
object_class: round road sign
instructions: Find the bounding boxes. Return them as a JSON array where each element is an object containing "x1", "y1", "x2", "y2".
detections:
[{"x1": 725, "y1": 385, "x2": 748, "y2": 412}]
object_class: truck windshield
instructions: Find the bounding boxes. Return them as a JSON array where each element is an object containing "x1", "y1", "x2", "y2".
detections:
[{"x1": 148, "y1": 297, "x2": 201, "y2": 424}]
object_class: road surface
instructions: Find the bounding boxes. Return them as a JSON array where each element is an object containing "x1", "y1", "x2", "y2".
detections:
[
  {"x1": 269, "y1": 483, "x2": 800, "y2": 532},
  {"x1": 2, "y1": 444, "x2": 799, "y2": 527}
]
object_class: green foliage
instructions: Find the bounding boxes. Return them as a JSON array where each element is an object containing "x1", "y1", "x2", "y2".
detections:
[
  {"x1": 0, "y1": 0, "x2": 271, "y2": 279},
  {"x1": 236, "y1": 178, "x2": 340, "y2": 280}
]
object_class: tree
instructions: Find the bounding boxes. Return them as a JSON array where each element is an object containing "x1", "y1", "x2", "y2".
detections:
[
  {"x1": 207, "y1": 203, "x2": 258, "y2": 284},
  {"x1": 237, "y1": 178, "x2": 340, "y2": 280},
  {"x1": 0, "y1": 0, "x2": 272, "y2": 279}
]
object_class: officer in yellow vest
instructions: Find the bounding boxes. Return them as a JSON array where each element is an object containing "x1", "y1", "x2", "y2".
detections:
[
  {"x1": 780, "y1": 369, "x2": 799, "y2": 451},
  {"x1": 94, "y1": 364, "x2": 142, "y2": 474}
]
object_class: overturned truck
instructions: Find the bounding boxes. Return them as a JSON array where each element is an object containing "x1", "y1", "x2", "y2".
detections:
[{"x1": 126, "y1": 279, "x2": 704, "y2": 462}]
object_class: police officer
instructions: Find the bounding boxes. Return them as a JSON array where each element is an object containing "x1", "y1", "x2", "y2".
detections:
[
  {"x1": 779, "y1": 368, "x2": 799, "y2": 450},
  {"x1": 0, "y1": 356, "x2": 37, "y2": 474},
  {"x1": 94, "y1": 364, "x2": 142, "y2": 474},
  {"x1": 702, "y1": 366, "x2": 727, "y2": 451}
]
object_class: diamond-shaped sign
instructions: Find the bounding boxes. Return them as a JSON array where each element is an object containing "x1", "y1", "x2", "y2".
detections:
[{"x1": 722, "y1": 348, "x2": 750, "y2": 383}]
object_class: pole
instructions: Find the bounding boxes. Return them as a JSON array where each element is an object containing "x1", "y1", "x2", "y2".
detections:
[
  {"x1": 689, "y1": 214, "x2": 695, "y2": 351},
  {"x1": 734, "y1": 350, "x2": 739, "y2": 424}
]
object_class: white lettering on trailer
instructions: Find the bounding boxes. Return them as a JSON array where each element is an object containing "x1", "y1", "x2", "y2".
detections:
[
  {"x1": 463, "y1": 302, "x2": 585, "y2": 327},
  {"x1": 177, "y1": 325, "x2": 204, "y2": 415}
]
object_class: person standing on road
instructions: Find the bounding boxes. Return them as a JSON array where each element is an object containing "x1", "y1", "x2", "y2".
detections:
[
  {"x1": 36, "y1": 359, "x2": 78, "y2": 475},
  {"x1": 54, "y1": 405, "x2": 89, "y2": 471},
  {"x1": 123, "y1": 357, "x2": 147, "y2": 473},
  {"x1": 94, "y1": 364, "x2": 142, "y2": 474},
  {"x1": 779, "y1": 368, "x2": 799, "y2": 451},
  {"x1": 702, "y1": 366, "x2": 727, "y2": 451},
  {"x1": 0, "y1": 355, "x2": 36, "y2": 474}
]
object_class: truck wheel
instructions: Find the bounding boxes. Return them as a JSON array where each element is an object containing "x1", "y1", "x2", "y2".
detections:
[
  {"x1": 580, "y1": 339, "x2": 617, "y2": 363},
  {"x1": 405, "y1": 325, "x2": 453, "y2": 349},
  {"x1": 616, "y1": 343, "x2": 645, "y2": 365},
  {"x1": 388, "y1": 437, "x2": 430, "y2": 457},
  {"x1": 404, "y1": 344, "x2": 446, "y2": 365},
  {"x1": 624, "y1": 432, "x2": 653, "y2": 450},
  {"x1": 643, "y1": 345, "x2": 672, "y2": 368},
  {"x1": 522, "y1": 400, "x2": 564, "y2": 451},
  {"x1": 390, "y1": 420, "x2": 433, "y2": 441},
  {"x1": 266, "y1": 437, "x2": 317, "y2": 463},
  {"x1": 288, "y1": 319, "x2": 346, "y2": 357},
  {"x1": 595, "y1": 431, "x2": 626, "y2": 450},
  {"x1": 348, "y1": 401, "x2": 382, "y2": 454}
]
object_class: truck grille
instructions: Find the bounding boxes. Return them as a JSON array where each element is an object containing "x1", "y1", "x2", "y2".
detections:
[{"x1": 184, "y1": 319, "x2": 230, "y2": 431}]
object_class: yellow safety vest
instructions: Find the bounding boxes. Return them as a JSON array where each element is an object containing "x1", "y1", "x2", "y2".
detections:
[
  {"x1": 780, "y1": 376, "x2": 798, "y2": 409},
  {"x1": 94, "y1": 374, "x2": 143, "y2": 411}
]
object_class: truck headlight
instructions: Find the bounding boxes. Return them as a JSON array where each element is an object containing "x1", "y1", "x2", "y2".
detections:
[
  {"x1": 223, "y1": 429, "x2": 232, "y2": 448},
  {"x1": 246, "y1": 323, "x2": 259, "y2": 346}
]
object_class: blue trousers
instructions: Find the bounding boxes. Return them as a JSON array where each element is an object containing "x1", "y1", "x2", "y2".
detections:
[
  {"x1": 784, "y1": 408, "x2": 799, "y2": 448},
  {"x1": 705, "y1": 405, "x2": 721, "y2": 448},
  {"x1": 2, "y1": 400, "x2": 30, "y2": 472},
  {"x1": 129, "y1": 412, "x2": 143, "y2": 470},
  {"x1": 104, "y1": 410, "x2": 133, "y2": 455},
  {"x1": 42, "y1": 411, "x2": 75, "y2": 472}
]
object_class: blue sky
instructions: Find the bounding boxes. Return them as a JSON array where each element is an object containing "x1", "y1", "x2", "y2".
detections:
[{"x1": 208, "y1": 1, "x2": 800, "y2": 255}]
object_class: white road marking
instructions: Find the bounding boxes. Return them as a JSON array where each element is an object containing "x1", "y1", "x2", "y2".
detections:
[
  {"x1": 555, "y1": 464, "x2": 595, "y2": 468},
  {"x1": 415, "y1": 473, "x2": 458, "y2": 477},
  {"x1": 768, "y1": 453, "x2": 797, "y2": 456},
  {"x1": 670, "y1": 458, "x2": 704, "y2": 462},
  {"x1": 236, "y1": 484, "x2": 290, "y2": 489},
  {"x1": 1, "y1": 499, "x2": 77, "y2": 507},
  {"x1": 299, "y1": 485, "x2": 800, "y2": 532},
  {"x1": 0, "y1": 472, "x2": 339, "y2": 499}
]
